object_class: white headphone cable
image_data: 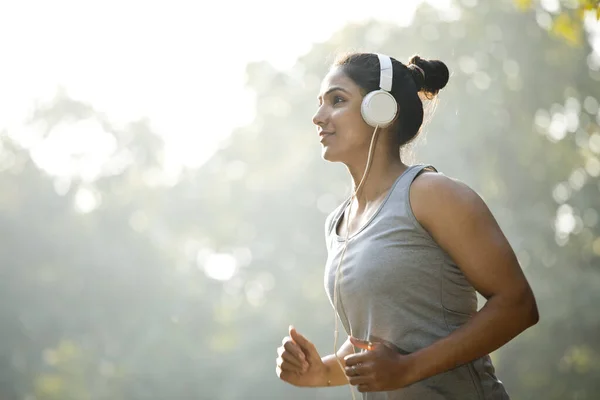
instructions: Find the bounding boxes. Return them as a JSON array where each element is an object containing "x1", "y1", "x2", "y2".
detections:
[{"x1": 332, "y1": 125, "x2": 380, "y2": 399}]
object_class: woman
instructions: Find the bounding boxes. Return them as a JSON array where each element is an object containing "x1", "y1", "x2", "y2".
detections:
[{"x1": 275, "y1": 51, "x2": 539, "y2": 399}]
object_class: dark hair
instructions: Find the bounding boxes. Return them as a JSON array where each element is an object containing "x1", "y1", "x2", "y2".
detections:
[{"x1": 333, "y1": 52, "x2": 449, "y2": 148}]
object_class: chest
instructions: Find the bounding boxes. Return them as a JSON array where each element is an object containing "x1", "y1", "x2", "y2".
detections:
[
  {"x1": 335, "y1": 199, "x2": 387, "y2": 239},
  {"x1": 327, "y1": 222, "x2": 443, "y2": 299}
]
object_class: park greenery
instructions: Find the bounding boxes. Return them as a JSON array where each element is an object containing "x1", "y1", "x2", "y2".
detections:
[{"x1": 1, "y1": 0, "x2": 599, "y2": 398}]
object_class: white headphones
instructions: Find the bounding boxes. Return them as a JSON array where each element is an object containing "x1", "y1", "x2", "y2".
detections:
[{"x1": 360, "y1": 53, "x2": 398, "y2": 128}]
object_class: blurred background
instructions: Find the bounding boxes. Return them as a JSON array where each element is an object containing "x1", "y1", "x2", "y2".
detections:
[{"x1": 0, "y1": 0, "x2": 599, "y2": 399}]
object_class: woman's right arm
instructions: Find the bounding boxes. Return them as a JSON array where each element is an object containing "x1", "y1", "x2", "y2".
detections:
[
  {"x1": 320, "y1": 337, "x2": 355, "y2": 386},
  {"x1": 277, "y1": 326, "x2": 355, "y2": 387}
]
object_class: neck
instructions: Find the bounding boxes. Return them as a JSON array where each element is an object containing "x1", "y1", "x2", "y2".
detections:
[{"x1": 346, "y1": 144, "x2": 407, "y2": 209}]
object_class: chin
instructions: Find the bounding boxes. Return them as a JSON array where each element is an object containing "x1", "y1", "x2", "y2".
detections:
[
  {"x1": 321, "y1": 147, "x2": 336, "y2": 162},
  {"x1": 321, "y1": 147, "x2": 344, "y2": 163}
]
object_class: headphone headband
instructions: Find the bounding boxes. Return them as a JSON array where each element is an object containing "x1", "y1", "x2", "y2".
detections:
[
  {"x1": 376, "y1": 53, "x2": 393, "y2": 92},
  {"x1": 360, "y1": 52, "x2": 398, "y2": 128}
]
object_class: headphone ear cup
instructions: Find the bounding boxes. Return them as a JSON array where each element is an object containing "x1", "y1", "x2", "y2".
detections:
[{"x1": 361, "y1": 90, "x2": 398, "y2": 128}]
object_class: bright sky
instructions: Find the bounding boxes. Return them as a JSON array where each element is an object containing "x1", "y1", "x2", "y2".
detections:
[{"x1": 0, "y1": 0, "x2": 452, "y2": 182}]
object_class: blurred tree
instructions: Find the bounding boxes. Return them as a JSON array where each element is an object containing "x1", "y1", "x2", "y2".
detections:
[
  {"x1": 514, "y1": 0, "x2": 600, "y2": 46},
  {"x1": 0, "y1": 0, "x2": 599, "y2": 399}
]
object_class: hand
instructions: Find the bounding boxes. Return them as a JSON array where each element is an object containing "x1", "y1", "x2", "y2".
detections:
[
  {"x1": 276, "y1": 326, "x2": 328, "y2": 387},
  {"x1": 343, "y1": 336, "x2": 414, "y2": 393}
]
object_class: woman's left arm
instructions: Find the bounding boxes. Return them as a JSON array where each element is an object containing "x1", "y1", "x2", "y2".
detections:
[{"x1": 404, "y1": 172, "x2": 539, "y2": 384}]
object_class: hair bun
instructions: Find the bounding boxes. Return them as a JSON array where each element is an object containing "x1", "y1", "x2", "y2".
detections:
[{"x1": 407, "y1": 55, "x2": 449, "y2": 96}]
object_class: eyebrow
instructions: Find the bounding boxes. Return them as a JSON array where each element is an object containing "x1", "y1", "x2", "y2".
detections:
[{"x1": 317, "y1": 86, "x2": 351, "y2": 100}]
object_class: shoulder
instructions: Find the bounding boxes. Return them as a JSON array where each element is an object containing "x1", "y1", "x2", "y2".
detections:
[
  {"x1": 409, "y1": 170, "x2": 492, "y2": 233},
  {"x1": 408, "y1": 168, "x2": 537, "y2": 309},
  {"x1": 410, "y1": 170, "x2": 481, "y2": 206}
]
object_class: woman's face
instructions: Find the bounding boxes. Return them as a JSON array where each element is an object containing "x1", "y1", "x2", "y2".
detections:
[{"x1": 312, "y1": 67, "x2": 375, "y2": 163}]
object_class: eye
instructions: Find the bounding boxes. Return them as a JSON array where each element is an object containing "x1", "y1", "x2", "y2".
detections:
[{"x1": 333, "y1": 96, "x2": 345, "y2": 105}]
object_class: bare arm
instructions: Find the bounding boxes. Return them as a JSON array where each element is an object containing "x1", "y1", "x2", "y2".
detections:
[
  {"x1": 278, "y1": 328, "x2": 356, "y2": 388},
  {"x1": 405, "y1": 172, "x2": 539, "y2": 384},
  {"x1": 321, "y1": 337, "x2": 356, "y2": 386}
]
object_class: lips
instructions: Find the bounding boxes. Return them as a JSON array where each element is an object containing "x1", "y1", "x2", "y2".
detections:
[{"x1": 319, "y1": 131, "x2": 335, "y2": 142}]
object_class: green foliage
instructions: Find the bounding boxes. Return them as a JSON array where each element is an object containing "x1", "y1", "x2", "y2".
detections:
[
  {"x1": 514, "y1": 0, "x2": 600, "y2": 46},
  {"x1": 0, "y1": 1, "x2": 599, "y2": 399}
]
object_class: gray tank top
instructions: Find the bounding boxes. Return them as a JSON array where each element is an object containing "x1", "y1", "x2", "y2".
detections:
[{"x1": 324, "y1": 164, "x2": 510, "y2": 400}]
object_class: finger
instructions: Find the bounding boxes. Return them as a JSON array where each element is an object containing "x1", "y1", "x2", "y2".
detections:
[
  {"x1": 348, "y1": 374, "x2": 373, "y2": 386},
  {"x1": 289, "y1": 326, "x2": 314, "y2": 352},
  {"x1": 277, "y1": 342, "x2": 304, "y2": 362},
  {"x1": 289, "y1": 327, "x2": 319, "y2": 360},
  {"x1": 277, "y1": 356, "x2": 305, "y2": 374},
  {"x1": 349, "y1": 336, "x2": 374, "y2": 351},
  {"x1": 283, "y1": 339, "x2": 307, "y2": 362},
  {"x1": 276, "y1": 366, "x2": 293, "y2": 382},
  {"x1": 278, "y1": 348, "x2": 307, "y2": 370},
  {"x1": 277, "y1": 366, "x2": 303, "y2": 387},
  {"x1": 357, "y1": 383, "x2": 373, "y2": 393},
  {"x1": 344, "y1": 363, "x2": 369, "y2": 377},
  {"x1": 281, "y1": 335, "x2": 304, "y2": 353},
  {"x1": 344, "y1": 352, "x2": 370, "y2": 366}
]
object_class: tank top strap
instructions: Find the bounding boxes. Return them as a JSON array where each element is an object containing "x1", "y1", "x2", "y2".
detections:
[
  {"x1": 393, "y1": 163, "x2": 439, "y2": 193},
  {"x1": 407, "y1": 163, "x2": 439, "y2": 181},
  {"x1": 391, "y1": 163, "x2": 440, "y2": 239}
]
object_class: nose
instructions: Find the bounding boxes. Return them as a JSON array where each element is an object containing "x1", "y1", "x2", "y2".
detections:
[{"x1": 312, "y1": 104, "x2": 327, "y2": 127}]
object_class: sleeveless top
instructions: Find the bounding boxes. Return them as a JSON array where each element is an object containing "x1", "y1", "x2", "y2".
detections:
[{"x1": 323, "y1": 164, "x2": 510, "y2": 400}]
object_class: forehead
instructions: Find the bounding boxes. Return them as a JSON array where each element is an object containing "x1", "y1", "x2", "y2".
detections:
[{"x1": 318, "y1": 67, "x2": 360, "y2": 97}]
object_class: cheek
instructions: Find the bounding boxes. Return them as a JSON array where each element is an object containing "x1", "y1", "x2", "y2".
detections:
[
  {"x1": 332, "y1": 104, "x2": 367, "y2": 131},
  {"x1": 336, "y1": 112, "x2": 372, "y2": 144}
]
